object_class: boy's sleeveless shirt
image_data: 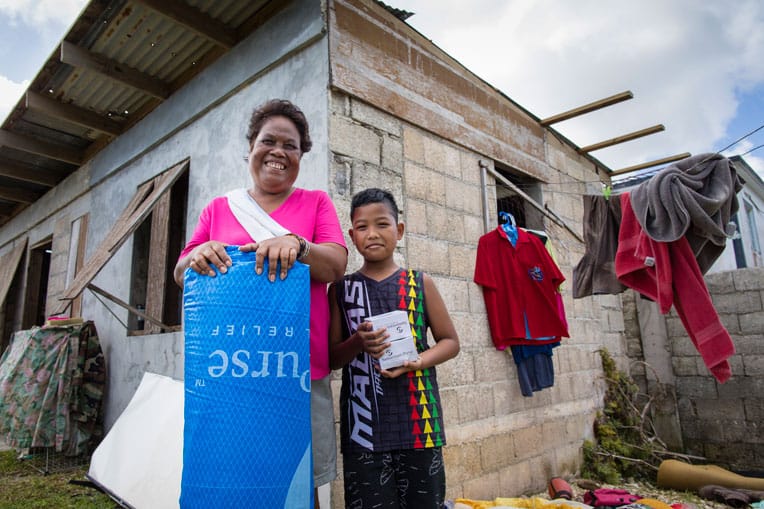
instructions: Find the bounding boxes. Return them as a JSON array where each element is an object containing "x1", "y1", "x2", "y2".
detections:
[{"x1": 337, "y1": 269, "x2": 446, "y2": 454}]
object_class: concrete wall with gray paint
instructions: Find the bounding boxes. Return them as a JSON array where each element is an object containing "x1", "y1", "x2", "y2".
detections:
[{"x1": 0, "y1": 0, "x2": 329, "y2": 429}]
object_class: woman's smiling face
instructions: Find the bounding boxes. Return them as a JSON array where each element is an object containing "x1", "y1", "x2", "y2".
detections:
[{"x1": 248, "y1": 115, "x2": 302, "y2": 195}]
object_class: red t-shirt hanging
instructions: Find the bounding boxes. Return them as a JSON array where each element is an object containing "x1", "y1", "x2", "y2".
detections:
[{"x1": 474, "y1": 227, "x2": 568, "y2": 349}]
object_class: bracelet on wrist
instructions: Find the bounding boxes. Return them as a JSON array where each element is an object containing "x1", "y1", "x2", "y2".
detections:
[{"x1": 287, "y1": 233, "x2": 309, "y2": 260}]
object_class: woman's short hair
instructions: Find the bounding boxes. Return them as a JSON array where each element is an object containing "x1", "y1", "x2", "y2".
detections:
[{"x1": 247, "y1": 99, "x2": 312, "y2": 153}]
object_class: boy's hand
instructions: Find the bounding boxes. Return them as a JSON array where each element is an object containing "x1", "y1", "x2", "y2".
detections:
[
  {"x1": 379, "y1": 357, "x2": 423, "y2": 379},
  {"x1": 356, "y1": 321, "x2": 390, "y2": 358}
]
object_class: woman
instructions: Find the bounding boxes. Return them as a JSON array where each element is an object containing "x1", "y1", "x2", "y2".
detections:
[{"x1": 174, "y1": 99, "x2": 348, "y2": 507}]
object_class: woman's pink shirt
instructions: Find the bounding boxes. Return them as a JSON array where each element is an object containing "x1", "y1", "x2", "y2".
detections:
[{"x1": 180, "y1": 188, "x2": 347, "y2": 379}]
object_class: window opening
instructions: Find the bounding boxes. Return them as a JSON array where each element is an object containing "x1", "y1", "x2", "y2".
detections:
[
  {"x1": 129, "y1": 167, "x2": 189, "y2": 335},
  {"x1": 55, "y1": 159, "x2": 189, "y2": 332},
  {"x1": 494, "y1": 164, "x2": 544, "y2": 231},
  {"x1": 24, "y1": 239, "x2": 52, "y2": 328}
]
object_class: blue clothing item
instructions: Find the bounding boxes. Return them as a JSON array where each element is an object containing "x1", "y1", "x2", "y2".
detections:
[
  {"x1": 499, "y1": 211, "x2": 518, "y2": 247},
  {"x1": 510, "y1": 344, "x2": 558, "y2": 397}
]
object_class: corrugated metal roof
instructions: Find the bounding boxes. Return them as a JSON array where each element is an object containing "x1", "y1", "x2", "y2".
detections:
[{"x1": 0, "y1": 0, "x2": 277, "y2": 225}]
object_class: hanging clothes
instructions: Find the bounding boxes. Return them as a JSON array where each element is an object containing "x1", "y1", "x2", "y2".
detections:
[
  {"x1": 474, "y1": 225, "x2": 569, "y2": 350},
  {"x1": 629, "y1": 153, "x2": 742, "y2": 274},
  {"x1": 615, "y1": 192, "x2": 735, "y2": 383},
  {"x1": 572, "y1": 194, "x2": 627, "y2": 298}
]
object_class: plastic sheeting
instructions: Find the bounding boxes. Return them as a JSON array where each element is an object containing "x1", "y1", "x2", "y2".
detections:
[
  {"x1": 181, "y1": 248, "x2": 312, "y2": 508},
  {"x1": 0, "y1": 321, "x2": 104, "y2": 456},
  {"x1": 87, "y1": 372, "x2": 184, "y2": 509}
]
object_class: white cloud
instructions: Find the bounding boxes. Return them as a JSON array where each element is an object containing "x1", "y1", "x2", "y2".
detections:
[
  {"x1": 0, "y1": 0, "x2": 86, "y2": 33},
  {"x1": 0, "y1": 74, "x2": 27, "y2": 122},
  {"x1": 403, "y1": 0, "x2": 764, "y2": 172}
]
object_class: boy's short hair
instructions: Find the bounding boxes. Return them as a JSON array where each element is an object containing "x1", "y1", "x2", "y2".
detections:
[{"x1": 350, "y1": 188, "x2": 399, "y2": 222}]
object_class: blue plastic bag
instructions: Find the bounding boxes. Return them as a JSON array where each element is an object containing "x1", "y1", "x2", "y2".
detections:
[{"x1": 181, "y1": 247, "x2": 312, "y2": 508}]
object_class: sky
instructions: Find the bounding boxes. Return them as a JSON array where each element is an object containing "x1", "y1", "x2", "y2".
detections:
[{"x1": 1, "y1": 0, "x2": 763, "y2": 178}]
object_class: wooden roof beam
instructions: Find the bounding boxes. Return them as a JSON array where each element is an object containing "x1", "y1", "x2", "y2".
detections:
[
  {"x1": 0, "y1": 130, "x2": 84, "y2": 165},
  {"x1": 26, "y1": 91, "x2": 124, "y2": 137},
  {"x1": 60, "y1": 41, "x2": 171, "y2": 100},
  {"x1": 540, "y1": 91, "x2": 633, "y2": 126},
  {"x1": 610, "y1": 152, "x2": 692, "y2": 177},
  {"x1": 580, "y1": 124, "x2": 665, "y2": 153},
  {"x1": 0, "y1": 186, "x2": 44, "y2": 204},
  {"x1": 132, "y1": 0, "x2": 238, "y2": 49},
  {"x1": 0, "y1": 161, "x2": 59, "y2": 187}
]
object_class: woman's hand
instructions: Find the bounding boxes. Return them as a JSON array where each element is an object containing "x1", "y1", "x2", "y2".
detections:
[
  {"x1": 187, "y1": 241, "x2": 231, "y2": 276},
  {"x1": 239, "y1": 234, "x2": 302, "y2": 282}
]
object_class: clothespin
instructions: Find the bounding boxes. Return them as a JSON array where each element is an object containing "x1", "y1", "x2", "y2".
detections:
[{"x1": 602, "y1": 184, "x2": 612, "y2": 201}]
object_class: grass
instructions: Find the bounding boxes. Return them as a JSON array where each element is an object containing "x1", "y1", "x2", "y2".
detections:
[{"x1": 0, "y1": 450, "x2": 117, "y2": 508}]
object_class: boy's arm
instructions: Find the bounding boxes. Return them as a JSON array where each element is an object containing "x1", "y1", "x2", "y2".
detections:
[{"x1": 380, "y1": 273, "x2": 460, "y2": 378}]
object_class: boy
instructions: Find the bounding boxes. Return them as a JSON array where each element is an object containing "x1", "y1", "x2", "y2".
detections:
[{"x1": 329, "y1": 188, "x2": 460, "y2": 508}]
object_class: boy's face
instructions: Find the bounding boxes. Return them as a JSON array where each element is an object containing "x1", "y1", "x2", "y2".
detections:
[{"x1": 349, "y1": 202, "x2": 404, "y2": 262}]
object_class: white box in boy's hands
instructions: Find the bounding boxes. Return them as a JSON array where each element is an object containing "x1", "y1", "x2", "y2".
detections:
[{"x1": 366, "y1": 310, "x2": 419, "y2": 370}]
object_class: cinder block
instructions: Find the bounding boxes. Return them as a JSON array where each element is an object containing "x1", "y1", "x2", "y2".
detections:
[
  {"x1": 740, "y1": 311, "x2": 764, "y2": 335},
  {"x1": 498, "y1": 460, "x2": 533, "y2": 496},
  {"x1": 404, "y1": 198, "x2": 427, "y2": 234},
  {"x1": 705, "y1": 271, "x2": 735, "y2": 294},
  {"x1": 381, "y1": 135, "x2": 403, "y2": 174},
  {"x1": 329, "y1": 115, "x2": 380, "y2": 165},
  {"x1": 463, "y1": 470, "x2": 501, "y2": 501},
  {"x1": 402, "y1": 125, "x2": 425, "y2": 164},
  {"x1": 672, "y1": 356, "x2": 699, "y2": 376},
  {"x1": 694, "y1": 398, "x2": 745, "y2": 420},
  {"x1": 676, "y1": 376, "x2": 719, "y2": 399},
  {"x1": 732, "y1": 267, "x2": 764, "y2": 291},
  {"x1": 406, "y1": 235, "x2": 449, "y2": 275},
  {"x1": 426, "y1": 202, "x2": 451, "y2": 240},
  {"x1": 442, "y1": 440, "x2": 482, "y2": 483},
  {"x1": 513, "y1": 425, "x2": 544, "y2": 459},
  {"x1": 350, "y1": 98, "x2": 401, "y2": 136},
  {"x1": 480, "y1": 431, "x2": 515, "y2": 471},
  {"x1": 448, "y1": 243, "x2": 476, "y2": 279},
  {"x1": 712, "y1": 291, "x2": 762, "y2": 314}
]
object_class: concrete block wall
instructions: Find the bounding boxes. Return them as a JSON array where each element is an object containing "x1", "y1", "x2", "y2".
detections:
[
  {"x1": 671, "y1": 267, "x2": 764, "y2": 470},
  {"x1": 327, "y1": 92, "x2": 626, "y2": 506}
]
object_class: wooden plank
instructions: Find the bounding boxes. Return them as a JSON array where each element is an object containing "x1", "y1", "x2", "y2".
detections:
[
  {"x1": 580, "y1": 125, "x2": 664, "y2": 153},
  {"x1": 70, "y1": 214, "x2": 89, "y2": 318},
  {"x1": 132, "y1": 0, "x2": 237, "y2": 49},
  {"x1": 26, "y1": 91, "x2": 123, "y2": 137},
  {"x1": 0, "y1": 129, "x2": 84, "y2": 165},
  {"x1": 145, "y1": 188, "x2": 171, "y2": 334},
  {"x1": 483, "y1": 162, "x2": 584, "y2": 243},
  {"x1": 610, "y1": 153, "x2": 692, "y2": 176},
  {"x1": 58, "y1": 159, "x2": 189, "y2": 302},
  {"x1": 540, "y1": 91, "x2": 634, "y2": 126},
  {"x1": 0, "y1": 186, "x2": 44, "y2": 204},
  {"x1": 60, "y1": 41, "x2": 171, "y2": 100},
  {"x1": 87, "y1": 283, "x2": 172, "y2": 332},
  {"x1": 0, "y1": 238, "x2": 27, "y2": 309},
  {"x1": 0, "y1": 160, "x2": 59, "y2": 187}
]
